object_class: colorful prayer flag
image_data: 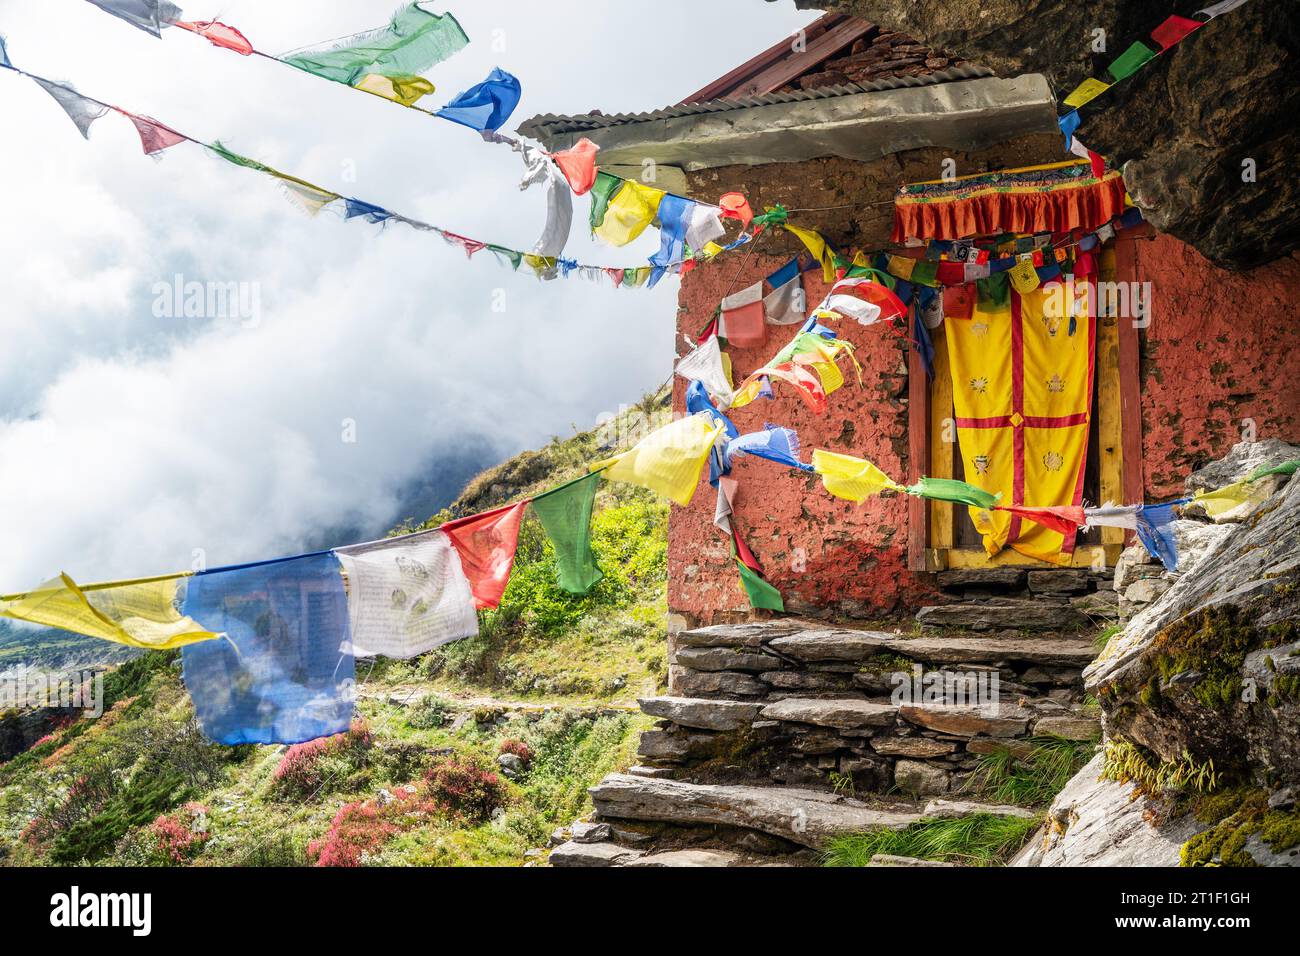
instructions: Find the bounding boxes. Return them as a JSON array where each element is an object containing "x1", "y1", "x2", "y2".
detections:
[
  {"x1": 335, "y1": 529, "x2": 478, "y2": 658},
  {"x1": 436, "y1": 66, "x2": 521, "y2": 132},
  {"x1": 995, "y1": 504, "x2": 1086, "y2": 538},
  {"x1": 181, "y1": 554, "x2": 355, "y2": 745},
  {"x1": 784, "y1": 224, "x2": 836, "y2": 282},
  {"x1": 1063, "y1": 77, "x2": 1111, "y2": 108},
  {"x1": 1083, "y1": 502, "x2": 1140, "y2": 530},
  {"x1": 719, "y1": 282, "x2": 767, "y2": 348},
  {"x1": 441, "y1": 502, "x2": 528, "y2": 610},
  {"x1": 1136, "y1": 502, "x2": 1182, "y2": 572},
  {"x1": 676, "y1": 336, "x2": 735, "y2": 406},
  {"x1": 122, "y1": 110, "x2": 187, "y2": 155},
  {"x1": 764, "y1": 273, "x2": 806, "y2": 325},
  {"x1": 0, "y1": 572, "x2": 219, "y2": 650},
  {"x1": 735, "y1": 557, "x2": 783, "y2": 611},
  {"x1": 85, "y1": 0, "x2": 181, "y2": 38},
  {"x1": 1107, "y1": 42, "x2": 1157, "y2": 82},
  {"x1": 650, "y1": 194, "x2": 695, "y2": 272},
  {"x1": 1150, "y1": 14, "x2": 1203, "y2": 50},
  {"x1": 594, "y1": 179, "x2": 664, "y2": 246},
  {"x1": 813, "y1": 277, "x2": 908, "y2": 326},
  {"x1": 686, "y1": 203, "x2": 725, "y2": 251},
  {"x1": 1191, "y1": 479, "x2": 1271, "y2": 517},
  {"x1": 591, "y1": 412, "x2": 724, "y2": 507},
  {"x1": 32, "y1": 78, "x2": 108, "y2": 139},
  {"x1": 550, "y1": 138, "x2": 600, "y2": 195},
  {"x1": 531, "y1": 472, "x2": 604, "y2": 595},
  {"x1": 811, "y1": 450, "x2": 902, "y2": 503},
  {"x1": 719, "y1": 192, "x2": 753, "y2": 228},
  {"x1": 588, "y1": 172, "x2": 622, "y2": 233},
  {"x1": 354, "y1": 73, "x2": 436, "y2": 105},
  {"x1": 175, "y1": 19, "x2": 255, "y2": 55},
  {"x1": 282, "y1": 3, "x2": 467, "y2": 86},
  {"x1": 906, "y1": 476, "x2": 1000, "y2": 510},
  {"x1": 723, "y1": 425, "x2": 808, "y2": 472}
]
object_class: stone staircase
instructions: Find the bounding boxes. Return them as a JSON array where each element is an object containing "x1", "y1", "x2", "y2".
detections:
[{"x1": 548, "y1": 575, "x2": 1109, "y2": 866}]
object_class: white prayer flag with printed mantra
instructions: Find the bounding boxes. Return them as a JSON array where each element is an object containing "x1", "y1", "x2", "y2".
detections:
[
  {"x1": 763, "y1": 275, "x2": 807, "y2": 325},
  {"x1": 813, "y1": 277, "x2": 883, "y2": 325},
  {"x1": 335, "y1": 529, "x2": 478, "y2": 659},
  {"x1": 675, "y1": 335, "x2": 734, "y2": 406}
]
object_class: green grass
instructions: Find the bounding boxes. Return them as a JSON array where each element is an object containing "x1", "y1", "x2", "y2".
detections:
[
  {"x1": 972, "y1": 734, "x2": 1098, "y2": 807},
  {"x1": 823, "y1": 813, "x2": 1042, "y2": 867}
]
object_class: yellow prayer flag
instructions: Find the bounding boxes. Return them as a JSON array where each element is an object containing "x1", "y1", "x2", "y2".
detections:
[
  {"x1": 1009, "y1": 257, "x2": 1040, "y2": 293},
  {"x1": 784, "y1": 224, "x2": 837, "y2": 282},
  {"x1": 888, "y1": 255, "x2": 917, "y2": 281},
  {"x1": 0, "y1": 573, "x2": 220, "y2": 650},
  {"x1": 591, "y1": 413, "x2": 723, "y2": 506},
  {"x1": 354, "y1": 73, "x2": 435, "y2": 106},
  {"x1": 812, "y1": 450, "x2": 903, "y2": 502},
  {"x1": 701, "y1": 241, "x2": 725, "y2": 259},
  {"x1": 1063, "y1": 77, "x2": 1112, "y2": 108},
  {"x1": 523, "y1": 254, "x2": 556, "y2": 278},
  {"x1": 1192, "y1": 479, "x2": 1271, "y2": 517},
  {"x1": 594, "y1": 180, "x2": 665, "y2": 246}
]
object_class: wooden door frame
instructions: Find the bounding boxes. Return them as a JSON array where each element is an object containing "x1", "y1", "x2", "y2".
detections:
[{"x1": 907, "y1": 226, "x2": 1149, "y2": 572}]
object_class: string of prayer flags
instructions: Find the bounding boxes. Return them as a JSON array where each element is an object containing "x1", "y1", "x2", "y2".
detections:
[
  {"x1": 0, "y1": 572, "x2": 219, "y2": 650},
  {"x1": 436, "y1": 66, "x2": 521, "y2": 132},
  {"x1": 531, "y1": 472, "x2": 604, "y2": 595},
  {"x1": 650, "y1": 194, "x2": 696, "y2": 284},
  {"x1": 181, "y1": 553, "x2": 356, "y2": 746},
  {"x1": 1189, "y1": 478, "x2": 1272, "y2": 518},
  {"x1": 282, "y1": 3, "x2": 468, "y2": 95},
  {"x1": 593, "y1": 179, "x2": 664, "y2": 247},
  {"x1": 334, "y1": 529, "x2": 478, "y2": 659},
  {"x1": 719, "y1": 192, "x2": 753, "y2": 228},
  {"x1": 719, "y1": 282, "x2": 767, "y2": 348},
  {"x1": 996, "y1": 504, "x2": 1087, "y2": 538},
  {"x1": 591, "y1": 412, "x2": 724, "y2": 507},
  {"x1": 85, "y1": 0, "x2": 180, "y2": 37},
  {"x1": 550, "y1": 137, "x2": 599, "y2": 195},
  {"x1": 32, "y1": 78, "x2": 108, "y2": 139},
  {"x1": 784, "y1": 224, "x2": 837, "y2": 282},
  {"x1": 812, "y1": 450, "x2": 903, "y2": 503},
  {"x1": 1083, "y1": 502, "x2": 1140, "y2": 530},
  {"x1": 440, "y1": 502, "x2": 528, "y2": 610},
  {"x1": 175, "y1": 19, "x2": 254, "y2": 56},
  {"x1": 906, "y1": 476, "x2": 1001, "y2": 510},
  {"x1": 1135, "y1": 501, "x2": 1184, "y2": 572}
]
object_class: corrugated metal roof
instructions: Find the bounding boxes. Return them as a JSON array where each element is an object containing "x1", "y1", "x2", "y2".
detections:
[{"x1": 517, "y1": 64, "x2": 996, "y2": 140}]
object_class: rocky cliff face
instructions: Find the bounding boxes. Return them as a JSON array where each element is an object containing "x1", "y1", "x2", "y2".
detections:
[
  {"x1": 1018, "y1": 440, "x2": 1300, "y2": 866},
  {"x1": 797, "y1": 0, "x2": 1300, "y2": 269}
]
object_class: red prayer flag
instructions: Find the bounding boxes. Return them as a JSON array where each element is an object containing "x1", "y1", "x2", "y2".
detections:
[
  {"x1": 176, "y1": 19, "x2": 255, "y2": 55},
  {"x1": 549, "y1": 137, "x2": 600, "y2": 195},
  {"x1": 996, "y1": 504, "x2": 1086, "y2": 538},
  {"x1": 441, "y1": 502, "x2": 528, "y2": 610},
  {"x1": 443, "y1": 230, "x2": 485, "y2": 258},
  {"x1": 934, "y1": 261, "x2": 966, "y2": 285},
  {"x1": 121, "y1": 111, "x2": 187, "y2": 155},
  {"x1": 719, "y1": 192, "x2": 753, "y2": 228},
  {"x1": 1150, "y1": 14, "x2": 1202, "y2": 50},
  {"x1": 732, "y1": 526, "x2": 763, "y2": 575}
]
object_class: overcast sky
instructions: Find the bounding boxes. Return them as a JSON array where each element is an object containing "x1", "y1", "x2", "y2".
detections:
[{"x1": 0, "y1": 0, "x2": 820, "y2": 587}]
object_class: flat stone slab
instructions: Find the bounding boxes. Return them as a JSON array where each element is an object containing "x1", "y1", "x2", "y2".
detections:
[
  {"x1": 625, "y1": 848, "x2": 743, "y2": 867},
  {"x1": 638, "y1": 696, "x2": 764, "y2": 731},
  {"x1": 922, "y1": 799, "x2": 1040, "y2": 820},
  {"x1": 888, "y1": 635, "x2": 1099, "y2": 667},
  {"x1": 673, "y1": 646, "x2": 773, "y2": 673},
  {"x1": 937, "y1": 568, "x2": 1026, "y2": 591},
  {"x1": 766, "y1": 629, "x2": 896, "y2": 662},
  {"x1": 549, "y1": 840, "x2": 645, "y2": 867},
  {"x1": 759, "y1": 697, "x2": 899, "y2": 731},
  {"x1": 869, "y1": 854, "x2": 958, "y2": 867},
  {"x1": 676, "y1": 621, "x2": 802, "y2": 648},
  {"x1": 670, "y1": 665, "x2": 768, "y2": 698},
  {"x1": 899, "y1": 704, "x2": 1030, "y2": 737},
  {"x1": 915, "y1": 599, "x2": 1090, "y2": 632},
  {"x1": 1027, "y1": 569, "x2": 1092, "y2": 594},
  {"x1": 870, "y1": 736, "x2": 956, "y2": 758},
  {"x1": 1031, "y1": 715, "x2": 1102, "y2": 740},
  {"x1": 590, "y1": 774, "x2": 923, "y2": 848}
]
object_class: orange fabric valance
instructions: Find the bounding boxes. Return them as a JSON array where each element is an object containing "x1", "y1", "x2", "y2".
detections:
[{"x1": 892, "y1": 162, "x2": 1128, "y2": 244}]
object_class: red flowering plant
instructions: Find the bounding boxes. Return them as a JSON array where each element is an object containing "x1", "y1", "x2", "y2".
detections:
[
  {"x1": 145, "y1": 803, "x2": 210, "y2": 865},
  {"x1": 424, "y1": 756, "x2": 505, "y2": 823},
  {"x1": 307, "y1": 787, "x2": 432, "y2": 867},
  {"x1": 497, "y1": 739, "x2": 533, "y2": 765},
  {"x1": 271, "y1": 720, "x2": 372, "y2": 798}
]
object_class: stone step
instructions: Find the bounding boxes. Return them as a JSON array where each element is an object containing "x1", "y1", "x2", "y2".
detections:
[
  {"x1": 869, "y1": 854, "x2": 958, "y2": 867},
  {"x1": 638, "y1": 696, "x2": 764, "y2": 731},
  {"x1": 766, "y1": 629, "x2": 1098, "y2": 668},
  {"x1": 549, "y1": 840, "x2": 646, "y2": 867},
  {"x1": 921, "y1": 799, "x2": 1040, "y2": 820},
  {"x1": 589, "y1": 773, "x2": 924, "y2": 849},
  {"x1": 914, "y1": 598, "x2": 1091, "y2": 632}
]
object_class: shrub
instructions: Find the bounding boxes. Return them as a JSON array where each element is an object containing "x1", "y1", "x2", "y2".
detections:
[
  {"x1": 308, "y1": 788, "x2": 433, "y2": 867},
  {"x1": 145, "y1": 803, "x2": 210, "y2": 865},
  {"x1": 498, "y1": 739, "x2": 533, "y2": 764},
  {"x1": 406, "y1": 695, "x2": 453, "y2": 730},
  {"x1": 424, "y1": 756, "x2": 504, "y2": 823},
  {"x1": 272, "y1": 720, "x2": 372, "y2": 799}
]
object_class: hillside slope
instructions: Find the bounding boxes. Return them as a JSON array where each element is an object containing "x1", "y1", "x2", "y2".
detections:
[{"x1": 0, "y1": 389, "x2": 673, "y2": 867}]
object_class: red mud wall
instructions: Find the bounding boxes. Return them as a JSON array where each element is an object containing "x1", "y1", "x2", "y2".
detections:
[
  {"x1": 670, "y1": 256, "x2": 939, "y2": 626},
  {"x1": 1135, "y1": 235, "x2": 1300, "y2": 497}
]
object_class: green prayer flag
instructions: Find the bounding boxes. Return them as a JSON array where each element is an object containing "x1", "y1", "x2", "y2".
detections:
[
  {"x1": 589, "y1": 172, "x2": 622, "y2": 232},
  {"x1": 282, "y1": 3, "x2": 469, "y2": 86},
  {"x1": 977, "y1": 272, "x2": 1011, "y2": 309},
  {"x1": 1248, "y1": 459, "x2": 1300, "y2": 481},
  {"x1": 531, "y1": 472, "x2": 604, "y2": 595},
  {"x1": 208, "y1": 141, "x2": 271, "y2": 172},
  {"x1": 736, "y1": 559, "x2": 784, "y2": 612},
  {"x1": 1107, "y1": 41, "x2": 1157, "y2": 82},
  {"x1": 905, "y1": 476, "x2": 1001, "y2": 510},
  {"x1": 909, "y1": 260, "x2": 939, "y2": 287},
  {"x1": 487, "y1": 244, "x2": 522, "y2": 270}
]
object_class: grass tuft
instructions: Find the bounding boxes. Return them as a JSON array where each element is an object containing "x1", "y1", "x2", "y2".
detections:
[{"x1": 823, "y1": 813, "x2": 1041, "y2": 867}]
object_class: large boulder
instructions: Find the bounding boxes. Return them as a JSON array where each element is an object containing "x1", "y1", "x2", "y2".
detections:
[{"x1": 800, "y1": 1, "x2": 1300, "y2": 268}]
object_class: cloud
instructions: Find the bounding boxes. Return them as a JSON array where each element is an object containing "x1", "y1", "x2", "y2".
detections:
[{"x1": 0, "y1": 0, "x2": 818, "y2": 588}]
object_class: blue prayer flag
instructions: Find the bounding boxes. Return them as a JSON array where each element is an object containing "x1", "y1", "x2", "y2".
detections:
[
  {"x1": 766, "y1": 257, "x2": 801, "y2": 289},
  {"x1": 180, "y1": 553, "x2": 355, "y2": 745},
  {"x1": 650, "y1": 194, "x2": 694, "y2": 271},
  {"x1": 344, "y1": 197, "x2": 393, "y2": 223},
  {"x1": 436, "y1": 67, "x2": 521, "y2": 132},
  {"x1": 1136, "y1": 502, "x2": 1184, "y2": 572},
  {"x1": 723, "y1": 424, "x2": 811, "y2": 472},
  {"x1": 1058, "y1": 110, "x2": 1081, "y2": 147}
]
